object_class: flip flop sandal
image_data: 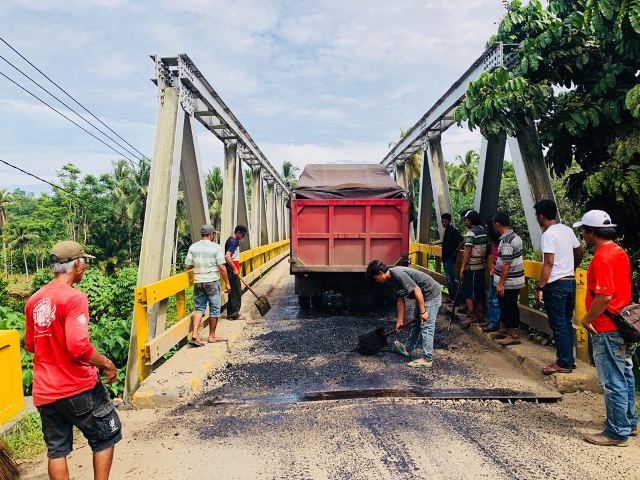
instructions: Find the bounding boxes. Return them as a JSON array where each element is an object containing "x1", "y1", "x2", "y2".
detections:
[
  {"x1": 207, "y1": 337, "x2": 226, "y2": 343},
  {"x1": 407, "y1": 359, "x2": 433, "y2": 369},
  {"x1": 393, "y1": 340, "x2": 411, "y2": 358},
  {"x1": 541, "y1": 364, "x2": 572, "y2": 375},
  {"x1": 188, "y1": 339, "x2": 205, "y2": 347}
]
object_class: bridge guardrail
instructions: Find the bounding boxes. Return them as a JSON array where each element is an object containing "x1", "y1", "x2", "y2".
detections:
[
  {"x1": 133, "y1": 240, "x2": 290, "y2": 384},
  {"x1": 0, "y1": 329, "x2": 24, "y2": 425},
  {"x1": 409, "y1": 242, "x2": 590, "y2": 363}
]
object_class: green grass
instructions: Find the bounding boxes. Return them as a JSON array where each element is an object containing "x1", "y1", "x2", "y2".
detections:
[{"x1": 1, "y1": 413, "x2": 45, "y2": 460}]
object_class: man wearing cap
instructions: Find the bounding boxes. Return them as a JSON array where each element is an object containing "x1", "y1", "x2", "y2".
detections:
[
  {"x1": 224, "y1": 225, "x2": 248, "y2": 320},
  {"x1": 25, "y1": 241, "x2": 121, "y2": 480},
  {"x1": 184, "y1": 224, "x2": 230, "y2": 347},
  {"x1": 574, "y1": 210, "x2": 637, "y2": 447},
  {"x1": 459, "y1": 210, "x2": 488, "y2": 326}
]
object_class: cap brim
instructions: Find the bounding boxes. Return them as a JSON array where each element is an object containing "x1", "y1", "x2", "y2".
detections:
[
  {"x1": 82, "y1": 253, "x2": 96, "y2": 259},
  {"x1": 572, "y1": 221, "x2": 584, "y2": 228}
]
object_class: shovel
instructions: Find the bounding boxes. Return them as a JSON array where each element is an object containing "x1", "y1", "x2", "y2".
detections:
[
  {"x1": 238, "y1": 276, "x2": 271, "y2": 316},
  {"x1": 446, "y1": 283, "x2": 463, "y2": 331},
  {"x1": 357, "y1": 320, "x2": 416, "y2": 356}
]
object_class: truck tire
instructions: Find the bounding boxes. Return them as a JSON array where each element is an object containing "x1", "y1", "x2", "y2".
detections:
[
  {"x1": 298, "y1": 295, "x2": 311, "y2": 309},
  {"x1": 311, "y1": 295, "x2": 322, "y2": 308}
]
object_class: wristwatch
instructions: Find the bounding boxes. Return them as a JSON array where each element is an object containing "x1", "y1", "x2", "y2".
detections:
[{"x1": 535, "y1": 286, "x2": 544, "y2": 292}]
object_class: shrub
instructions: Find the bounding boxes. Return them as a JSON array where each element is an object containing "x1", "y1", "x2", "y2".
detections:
[{"x1": 0, "y1": 306, "x2": 33, "y2": 394}]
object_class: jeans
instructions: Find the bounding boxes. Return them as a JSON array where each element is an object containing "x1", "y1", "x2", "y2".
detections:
[
  {"x1": 486, "y1": 281, "x2": 500, "y2": 327},
  {"x1": 543, "y1": 279, "x2": 576, "y2": 369},
  {"x1": 592, "y1": 332, "x2": 638, "y2": 440},
  {"x1": 405, "y1": 293, "x2": 441, "y2": 362},
  {"x1": 443, "y1": 257, "x2": 457, "y2": 301},
  {"x1": 194, "y1": 281, "x2": 221, "y2": 317},
  {"x1": 497, "y1": 288, "x2": 520, "y2": 329},
  {"x1": 227, "y1": 268, "x2": 242, "y2": 318}
]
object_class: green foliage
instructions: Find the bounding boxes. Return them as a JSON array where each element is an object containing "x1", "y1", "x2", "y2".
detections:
[
  {"x1": 89, "y1": 315, "x2": 130, "y2": 397},
  {"x1": 1, "y1": 412, "x2": 46, "y2": 460},
  {"x1": 0, "y1": 306, "x2": 33, "y2": 394},
  {"x1": 455, "y1": 0, "x2": 640, "y2": 254}
]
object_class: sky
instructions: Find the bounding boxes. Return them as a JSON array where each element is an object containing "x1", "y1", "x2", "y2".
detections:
[{"x1": 0, "y1": 0, "x2": 508, "y2": 191}]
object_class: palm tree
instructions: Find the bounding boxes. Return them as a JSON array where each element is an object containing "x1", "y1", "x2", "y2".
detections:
[
  {"x1": 281, "y1": 161, "x2": 300, "y2": 189},
  {"x1": 205, "y1": 167, "x2": 224, "y2": 232},
  {"x1": 0, "y1": 189, "x2": 11, "y2": 275},
  {"x1": 455, "y1": 150, "x2": 480, "y2": 195},
  {"x1": 10, "y1": 226, "x2": 35, "y2": 279}
]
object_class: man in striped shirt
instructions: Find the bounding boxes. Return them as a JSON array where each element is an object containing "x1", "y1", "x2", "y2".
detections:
[
  {"x1": 184, "y1": 225, "x2": 230, "y2": 347},
  {"x1": 491, "y1": 212, "x2": 525, "y2": 346},
  {"x1": 459, "y1": 210, "x2": 488, "y2": 326}
]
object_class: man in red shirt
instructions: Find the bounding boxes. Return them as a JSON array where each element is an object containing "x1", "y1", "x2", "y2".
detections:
[
  {"x1": 25, "y1": 241, "x2": 121, "y2": 479},
  {"x1": 575, "y1": 211, "x2": 637, "y2": 447}
]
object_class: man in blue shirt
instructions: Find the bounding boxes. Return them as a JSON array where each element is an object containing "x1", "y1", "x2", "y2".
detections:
[{"x1": 224, "y1": 225, "x2": 248, "y2": 320}]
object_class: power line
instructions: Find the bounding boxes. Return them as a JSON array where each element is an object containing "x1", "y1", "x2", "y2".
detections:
[
  {"x1": 0, "y1": 36, "x2": 149, "y2": 161},
  {"x1": 0, "y1": 69, "x2": 143, "y2": 168},
  {"x1": 0, "y1": 157, "x2": 141, "y2": 226},
  {"x1": 0, "y1": 54, "x2": 145, "y2": 165}
]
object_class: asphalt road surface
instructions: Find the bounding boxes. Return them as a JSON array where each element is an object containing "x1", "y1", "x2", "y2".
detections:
[{"x1": 23, "y1": 260, "x2": 640, "y2": 479}]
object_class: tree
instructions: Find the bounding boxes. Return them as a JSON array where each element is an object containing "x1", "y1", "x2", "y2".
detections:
[
  {"x1": 454, "y1": 0, "x2": 640, "y2": 251},
  {"x1": 10, "y1": 225, "x2": 35, "y2": 279},
  {"x1": 0, "y1": 189, "x2": 11, "y2": 275},
  {"x1": 281, "y1": 161, "x2": 300, "y2": 189},
  {"x1": 205, "y1": 167, "x2": 224, "y2": 232},
  {"x1": 454, "y1": 150, "x2": 480, "y2": 195}
]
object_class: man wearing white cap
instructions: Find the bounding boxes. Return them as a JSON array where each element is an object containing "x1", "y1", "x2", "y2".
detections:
[{"x1": 574, "y1": 210, "x2": 637, "y2": 446}]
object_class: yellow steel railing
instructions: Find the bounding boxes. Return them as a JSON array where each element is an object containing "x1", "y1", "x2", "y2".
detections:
[
  {"x1": 409, "y1": 241, "x2": 590, "y2": 363},
  {"x1": 0, "y1": 329, "x2": 24, "y2": 425},
  {"x1": 134, "y1": 240, "x2": 290, "y2": 384}
]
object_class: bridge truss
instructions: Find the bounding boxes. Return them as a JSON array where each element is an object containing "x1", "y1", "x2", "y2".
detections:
[
  {"x1": 125, "y1": 54, "x2": 291, "y2": 397},
  {"x1": 382, "y1": 42, "x2": 556, "y2": 253}
]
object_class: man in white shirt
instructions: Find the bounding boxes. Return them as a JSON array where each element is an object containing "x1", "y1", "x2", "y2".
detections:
[{"x1": 534, "y1": 200, "x2": 584, "y2": 375}]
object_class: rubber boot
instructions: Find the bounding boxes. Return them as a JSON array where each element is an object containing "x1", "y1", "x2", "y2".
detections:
[
  {"x1": 496, "y1": 328, "x2": 521, "y2": 346},
  {"x1": 490, "y1": 324, "x2": 508, "y2": 340}
]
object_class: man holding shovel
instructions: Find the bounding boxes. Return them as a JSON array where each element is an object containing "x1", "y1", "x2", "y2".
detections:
[
  {"x1": 367, "y1": 260, "x2": 442, "y2": 368},
  {"x1": 225, "y1": 225, "x2": 248, "y2": 320}
]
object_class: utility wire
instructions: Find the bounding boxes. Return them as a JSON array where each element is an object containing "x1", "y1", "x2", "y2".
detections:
[
  {"x1": 0, "y1": 157, "x2": 141, "y2": 226},
  {"x1": 0, "y1": 36, "x2": 150, "y2": 161},
  {"x1": 0, "y1": 54, "x2": 145, "y2": 166},
  {"x1": 0, "y1": 69, "x2": 143, "y2": 168}
]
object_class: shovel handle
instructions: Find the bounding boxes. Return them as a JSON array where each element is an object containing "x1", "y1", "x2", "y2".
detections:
[
  {"x1": 238, "y1": 275, "x2": 260, "y2": 298},
  {"x1": 383, "y1": 319, "x2": 416, "y2": 338}
]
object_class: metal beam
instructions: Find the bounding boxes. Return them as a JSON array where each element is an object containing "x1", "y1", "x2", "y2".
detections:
[
  {"x1": 221, "y1": 141, "x2": 238, "y2": 241},
  {"x1": 265, "y1": 179, "x2": 276, "y2": 243},
  {"x1": 250, "y1": 166, "x2": 263, "y2": 248},
  {"x1": 426, "y1": 135, "x2": 452, "y2": 240},
  {"x1": 508, "y1": 121, "x2": 556, "y2": 256},
  {"x1": 180, "y1": 116, "x2": 210, "y2": 241},
  {"x1": 381, "y1": 43, "x2": 517, "y2": 167},
  {"x1": 154, "y1": 54, "x2": 289, "y2": 193},
  {"x1": 125, "y1": 85, "x2": 182, "y2": 398},
  {"x1": 474, "y1": 135, "x2": 507, "y2": 225},
  {"x1": 417, "y1": 142, "x2": 435, "y2": 243}
]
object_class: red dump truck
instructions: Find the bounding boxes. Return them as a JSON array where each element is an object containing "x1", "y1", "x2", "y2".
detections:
[{"x1": 289, "y1": 164, "x2": 410, "y2": 308}]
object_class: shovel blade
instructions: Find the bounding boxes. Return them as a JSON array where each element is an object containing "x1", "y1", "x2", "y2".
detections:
[
  {"x1": 254, "y1": 296, "x2": 271, "y2": 316},
  {"x1": 357, "y1": 327, "x2": 387, "y2": 355}
]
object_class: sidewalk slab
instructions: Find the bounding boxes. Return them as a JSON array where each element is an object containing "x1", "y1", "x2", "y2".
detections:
[
  {"x1": 466, "y1": 323, "x2": 601, "y2": 394},
  {"x1": 131, "y1": 319, "x2": 245, "y2": 409}
]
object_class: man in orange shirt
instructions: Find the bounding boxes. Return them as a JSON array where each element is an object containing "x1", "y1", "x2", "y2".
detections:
[
  {"x1": 25, "y1": 241, "x2": 121, "y2": 479},
  {"x1": 575, "y1": 211, "x2": 636, "y2": 447}
]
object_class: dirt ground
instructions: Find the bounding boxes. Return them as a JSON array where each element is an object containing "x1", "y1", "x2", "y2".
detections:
[{"x1": 21, "y1": 261, "x2": 640, "y2": 479}]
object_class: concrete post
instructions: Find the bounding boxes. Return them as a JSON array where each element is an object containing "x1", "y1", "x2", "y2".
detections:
[
  {"x1": 221, "y1": 141, "x2": 238, "y2": 242},
  {"x1": 427, "y1": 135, "x2": 453, "y2": 240},
  {"x1": 180, "y1": 116, "x2": 211, "y2": 241},
  {"x1": 125, "y1": 87, "x2": 183, "y2": 398},
  {"x1": 474, "y1": 135, "x2": 507, "y2": 225},
  {"x1": 259, "y1": 179, "x2": 269, "y2": 245},
  {"x1": 417, "y1": 142, "x2": 434, "y2": 244},
  {"x1": 508, "y1": 121, "x2": 556, "y2": 256},
  {"x1": 250, "y1": 165, "x2": 263, "y2": 248},
  {"x1": 265, "y1": 179, "x2": 276, "y2": 243}
]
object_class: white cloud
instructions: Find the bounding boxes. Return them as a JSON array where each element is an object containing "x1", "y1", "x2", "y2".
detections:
[
  {"x1": 91, "y1": 53, "x2": 136, "y2": 80},
  {"x1": 8, "y1": 0, "x2": 127, "y2": 11}
]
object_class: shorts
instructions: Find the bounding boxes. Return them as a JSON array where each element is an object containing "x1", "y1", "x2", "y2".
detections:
[
  {"x1": 194, "y1": 281, "x2": 221, "y2": 317},
  {"x1": 37, "y1": 381, "x2": 122, "y2": 459},
  {"x1": 462, "y1": 269, "x2": 485, "y2": 302}
]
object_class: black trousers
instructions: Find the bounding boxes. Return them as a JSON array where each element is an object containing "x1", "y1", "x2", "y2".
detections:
[
  {"x1": 227, "y1": 268, "x2": 242, "y2": 317},
  {"x1": 498, "y1": 288, "x2": 520, "y2": 329}
]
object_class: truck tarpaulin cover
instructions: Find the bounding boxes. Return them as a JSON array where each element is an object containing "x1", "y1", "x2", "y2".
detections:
[{"x1": 292, "y1": 164, "x2": 407, "y2": 199}]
